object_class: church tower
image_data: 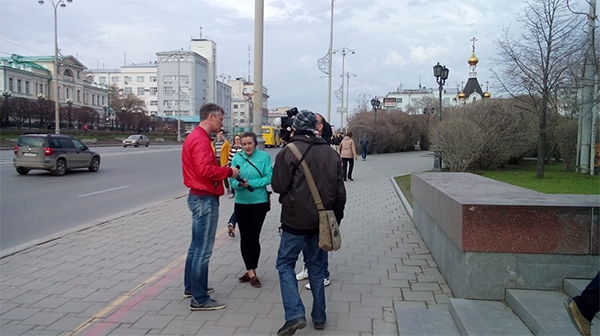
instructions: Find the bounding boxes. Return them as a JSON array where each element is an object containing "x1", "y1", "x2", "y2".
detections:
[{"x1": 458, "y1": 37, "x2": 490, "y2": 104}]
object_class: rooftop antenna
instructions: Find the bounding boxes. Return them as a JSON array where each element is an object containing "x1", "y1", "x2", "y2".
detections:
[
  {"x1": 199, "y1": 27, "x2": 202, "y2": 39},
  {"x1": 418, "y1": 75, "x2": 422, "y2": 89}
]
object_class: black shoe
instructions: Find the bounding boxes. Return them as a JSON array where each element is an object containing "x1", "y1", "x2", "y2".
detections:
[
  {"x1": 277, "y1": 317, "x2": 307, "y2": 336},
  {"x1": 314, "y1": 322, "x2": 325, "y2": 330},
  {"x1": 349, "y1": 178, "x2": 353, "y2": 181},
  {"x1": 190, "y1": 299, "x2": 226, "y2": 311},
  {"x1": 184, "y1": 287, "x2": 214, "y2": 298}
]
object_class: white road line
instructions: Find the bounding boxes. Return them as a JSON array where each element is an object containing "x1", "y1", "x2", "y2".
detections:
[{"x1": 78, "y1": 185, "x2": 130, "y2": 198}]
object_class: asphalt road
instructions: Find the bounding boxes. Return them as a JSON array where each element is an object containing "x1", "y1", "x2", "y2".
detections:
[{"x1": 0, "y1": 145, "x2": 283, "y2": 253}]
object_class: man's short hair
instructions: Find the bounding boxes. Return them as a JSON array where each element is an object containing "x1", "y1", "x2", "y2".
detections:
[{"x1": 200, "y1": 103, "x2": 224, "y2": 120}]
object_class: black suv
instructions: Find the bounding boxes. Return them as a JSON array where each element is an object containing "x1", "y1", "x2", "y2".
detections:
[{"x1": 13, "y1": 134, "x2": 101, "y2": 176}]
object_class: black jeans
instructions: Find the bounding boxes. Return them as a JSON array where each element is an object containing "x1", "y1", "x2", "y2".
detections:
[
  {"x1": 342, "y1": 158, "x2": 354, "y2": 180},
  {"x1": 235, "y1": 203, "x2": 269, "y2": 270},
  {"x1": 574, "y1": 271, "x2": 599, "y2": 321}
]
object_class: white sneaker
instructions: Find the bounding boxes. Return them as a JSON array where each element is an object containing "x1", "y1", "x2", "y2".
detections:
[
  {"x1": 304, "y1": 277, "x2": 331, "y2": 290},
  {"x1": 296, "y1": 266, "x2": 309, "y2": 281}
]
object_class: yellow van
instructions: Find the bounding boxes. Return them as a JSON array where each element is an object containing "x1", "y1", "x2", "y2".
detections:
[{"x1": 262, "y1": 126, "x2": 281, "y2": 148}]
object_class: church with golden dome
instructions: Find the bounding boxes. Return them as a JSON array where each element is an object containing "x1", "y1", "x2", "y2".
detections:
[{"x1": 457, "y1": 37, "x2": 491, "y2": 104}]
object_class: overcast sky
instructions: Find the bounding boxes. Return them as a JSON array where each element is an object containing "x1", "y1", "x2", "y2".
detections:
[{"x1": 1, "y1": 0, "x2": 546, "y2": 123}]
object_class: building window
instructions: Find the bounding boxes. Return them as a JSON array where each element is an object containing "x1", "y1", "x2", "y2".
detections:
[
  {"x1": 25, "y1": 81, "x2": 30, "y2": 94},
  {"x1": 150, "y1": 100, "x2": 158, "y2": 106},
  {"x1": 77, "y1": 90, "x2": 81, "y2": 102},
  {"x1": 124, "y1": 87, "x2": 132, "y2": 94},
  {"x1": 240, "y1": 104, "x2": 245, "y2": 108},
  {"x1": 150, "y1": 76, "x2": 157, "y2": 82},
  {"x1": 396, "y1": 98, "x2": 403, "y2": 103},
  {"x1": 101, "y1": 96, "x2": 105, "y2": 105},
  {"x1": 8, "y1": 78, "x2": 13, "y2": 91},
  {"x1": 111, "y1": 76, "x2": 119, "y2": 83},
  {"x1": 150, "y1": 87, "x2": 157, "y2": 95},
  {"x1": 240, "y1": 112, "x2": 245, "y2": 116},
  {"x1": 179, "y1": 75, "x2": 189, "y2": 83},
  {"x1": 99, "y1": 76, "x2": 107, "y2": 84},
  {"x1": 66, "y1": 88, "x2": 71, "y2": 99},
  {"x1": 137, "y1": 76, "x2": 144, "y2": 82},
  {"x1": 17, "y1": 79, "x2": 22, "y2": 93},
  {"x1": 239, "y1": 119, "x2": 245, "y2": 124},
  {"x1": 233, "y1": 104, "x2": 238, "y2": 109},
  {"x1": 124, "y1": 76, "x2": 132, "y2": 83},
  {"x1": 163, "y1": 86, "x2": 175, "y2": 95},
  {"x1": 163, "y1": 75, "x2": 174, "y2": 83},
  {"x1": 137, "y1": 87, "x2": 145, "y2": 95}
]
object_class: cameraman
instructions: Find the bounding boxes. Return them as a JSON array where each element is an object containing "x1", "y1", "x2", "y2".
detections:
[{"x1": 272, "y1": 110, "x2": 346, "y2": 334}]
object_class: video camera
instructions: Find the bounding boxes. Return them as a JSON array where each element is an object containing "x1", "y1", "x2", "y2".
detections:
[{"x1": 273, "y1": 107, "x2": 298, "y2": 142}]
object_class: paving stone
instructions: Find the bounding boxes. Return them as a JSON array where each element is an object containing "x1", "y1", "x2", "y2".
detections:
[{"x1": 20, "y1": 311, "x2": 66, "y2": 326}]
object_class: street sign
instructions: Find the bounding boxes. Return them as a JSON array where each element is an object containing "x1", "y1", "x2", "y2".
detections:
[{"x1": 337, "y1": 107, "x2": 347, "y2": 113}]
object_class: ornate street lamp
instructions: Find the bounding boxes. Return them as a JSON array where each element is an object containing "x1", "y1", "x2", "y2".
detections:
[
  {"x1": 2, "y1": 90, "x2": 11, "y2": 128},
  {"x1": 37, "y1": 93, "x2": 46, "y2": 129},
  {"x1": 102, "y1": 105, "x2": 108, "y2": 129},
  {"x1": 433, "y1": 62, "x2": 449, "y2": 170},
  {"x1": 66, "y1": 98, "x2": 73, "y2": 129},
  {"x1": 370, "y1": 97, "x2": 381, "y2": 154},
  {"x1": 333, "y1": 47, "x2": 355, "y2": 131},
  {"x1": 38, "y1": 0, "x2": 74, "y2": 134}
]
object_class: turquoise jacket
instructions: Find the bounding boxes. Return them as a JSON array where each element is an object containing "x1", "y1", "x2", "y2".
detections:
[{"x1": 229, "y1": 150, "x2": 272, "y2": 205}]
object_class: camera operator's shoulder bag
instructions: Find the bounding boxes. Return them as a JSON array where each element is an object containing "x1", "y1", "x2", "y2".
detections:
[{"x1": 287, "y1": 143, "x2": 341, "y2": 251}]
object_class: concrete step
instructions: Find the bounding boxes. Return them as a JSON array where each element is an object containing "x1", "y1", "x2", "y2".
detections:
[
  {"x1": 506, "y1": 289, "x2": 600, "y2": 336},
  {"x1": 564, "y1": 278, "x2": 591, "y2": 298},
  {"x1": 396, "y1": 308, "x2": 460, "y2": 336},
  {"x1": 449, "y1": 298, "x2": 533, "y2": 335}
]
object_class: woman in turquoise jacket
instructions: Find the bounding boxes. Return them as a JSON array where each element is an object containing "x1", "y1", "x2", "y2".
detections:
[{"x1": 229, "y1": 132, "x2": 272, "y2": 288}]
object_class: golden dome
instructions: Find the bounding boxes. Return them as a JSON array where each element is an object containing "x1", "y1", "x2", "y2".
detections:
[
  {"x1": 468, "y1": 52, "x2": 479, "y2": 66},
  {"x1": 483, "y1": 91, "x2": 491, "y2": 98},
  {"x1": 458, "y1": 91, "x2": 466, "y2": 99}
]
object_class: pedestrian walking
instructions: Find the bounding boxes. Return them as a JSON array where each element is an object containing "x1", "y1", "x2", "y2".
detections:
[
  {"x1": 181, "y1": 103, "x2": 239, "y2": 311},
  {"x1": 226, "y1": 134, "x2": 243, "y2": 237},
  {"x1": 212, "y1": 129, "x2": 231, "y2": 192},
  {"x1": 230, "y1": 132, "x2": 272, "y2": 289},
  {"x1": 360, "y1": 134, "x2": 369, "y2": 161},
  {"x1": 272, "y1": 110, "x2": 346, "y2": 335},
  {"x1": 564, "y1": 271, "x2": 599, "y2": 336},
  {"x1": 339, "y1": 131, "x2": 358, "y2": 181},
  {"x1": 297, "y1": 113, "x2": 336, "y2": 290}
]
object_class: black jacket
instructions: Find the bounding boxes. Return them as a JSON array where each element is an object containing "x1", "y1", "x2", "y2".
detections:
[{"x1": 272, "y1": 135, "x2": 346, "y2": 234}]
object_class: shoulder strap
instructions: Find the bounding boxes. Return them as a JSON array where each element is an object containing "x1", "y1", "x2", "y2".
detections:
[
  {"x1": 243, "y1": 155, "x2": 263, "y2": 177},
  {"x1": 287, "y1": 143, "x2": 325, "y2": 211}
]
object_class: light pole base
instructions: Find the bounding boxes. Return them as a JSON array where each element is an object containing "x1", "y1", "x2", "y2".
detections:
[{"x1": 433, "y1": 154, "x2": 442, "y2": 171}]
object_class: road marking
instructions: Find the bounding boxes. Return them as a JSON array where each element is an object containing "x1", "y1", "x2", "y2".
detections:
[
  {"x1": 66, "y1": 227, "x2": 229, "y2": 336},
  {"x1": 77, "y1": 185, "x2": 130, "y2": 198}
]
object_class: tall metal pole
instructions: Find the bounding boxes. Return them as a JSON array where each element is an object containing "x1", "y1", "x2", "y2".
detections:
[
  {"x1": 345, "y1": 73, "x2": 350, "y2": 134},
  {"x1": 340, "y1": 51, "x2": 345, "y2": 131},
  {"x1": 177, "y1": 54, "x2": 181, "y2": 142},
  {"x1": 253, "y1": 0, "x2": 264, "y2": 144},
  {"x1": 577, "y1": 0, "x2": 597, "y2": 174},
  {"x1": 53, "y1": 2, "x2": 60, "y2": 134},
  {"x1": 326, "y1": 0, "x2": 335, "y2": 122}
]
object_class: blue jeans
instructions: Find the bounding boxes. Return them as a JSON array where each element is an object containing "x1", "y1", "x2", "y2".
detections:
[
  {"x1": 361, "y1": 147, "x2": 367, "y2": 160},
  {"x1": 184, "y1": 194, "x2": 219, "y2": 306},
  {"x1": 276, "y1": 231, "x2": 326, "y2": 324}
]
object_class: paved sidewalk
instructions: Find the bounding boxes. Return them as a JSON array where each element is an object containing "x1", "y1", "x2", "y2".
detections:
[{"x1": 0, "y1": 151, "x2": 452, "y2": 336}]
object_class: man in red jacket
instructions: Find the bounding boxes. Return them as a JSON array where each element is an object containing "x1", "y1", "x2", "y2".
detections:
[{"x1": 182, "y1": 103, "x2": 239, "y2": 311}]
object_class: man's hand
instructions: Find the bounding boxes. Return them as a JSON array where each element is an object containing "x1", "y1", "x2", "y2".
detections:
[{"x1": 231, "y1": 167, "x2": 240, "y2": 178}]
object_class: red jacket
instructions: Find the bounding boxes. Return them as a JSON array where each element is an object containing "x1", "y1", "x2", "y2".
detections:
[{"x1": 182, "y1": 126, "x2": 233, "y2": 196}]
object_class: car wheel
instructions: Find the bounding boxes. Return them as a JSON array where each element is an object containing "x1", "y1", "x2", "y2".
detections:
[
  {"x1": 134, "y1": 144, "x2": 139, "y2": 147},
  {"x1": 52, "y1": 159, "x2": 66, "y2": 176},
  {"x1": 16, "y1": 167, "x2": 30, "y2": 175},
  {"x1": 145, "y1": 143, "x2": 149, "y2": 147},
  {"x1": 123, "y1": 145, "x2": 127, "y2": 147},
  {"x1": 89, "y1": 156, "x2": 100, "y2": 172}
]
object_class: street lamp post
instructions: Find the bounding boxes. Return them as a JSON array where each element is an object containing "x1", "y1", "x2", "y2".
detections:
[
  {"x1": 345, "y1": 72, "x2": 356, "y2": 134},
  {"x1": 2, "y1": 90, "x2": 11, "y2": 128},
  {"x1": 102, "y1": 105, "x2": 108, "y2": 130},
  {"x1": 334, "y1": 47, "x2": 354, "y2": 131},
  {"x1": 370, "y1": 97, "x2": 381, "y2": 154},
  {"x1": 38, "y1": 0, "x2": 73, "y2": 134},
  {"x1": 432, "y1": 62, "x2": 449, "y2": 171},
  {"x1": 66, "y1": 98, "x2": 73, "y2": 129}
]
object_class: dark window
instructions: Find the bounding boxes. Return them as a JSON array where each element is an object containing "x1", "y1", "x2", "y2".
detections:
[
  {"x1": 18, "y1": 136, "x2": 45, "y2": 147},
  {"x1": 58, "y1": 138, "x2": 74, "y2": 148}
]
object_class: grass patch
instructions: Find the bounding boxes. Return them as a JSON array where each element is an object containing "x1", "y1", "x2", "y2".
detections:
[
  {"x1": 0, "y1": 129, "x2": 181, "y2": 147},
  {"x1": 395, "y1": 161, "x2": 599, "y2": 209}
]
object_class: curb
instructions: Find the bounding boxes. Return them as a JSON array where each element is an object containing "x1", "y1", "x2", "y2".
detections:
[{"x1": 391, "y1": 176, "x2": 413, "y2": 220}]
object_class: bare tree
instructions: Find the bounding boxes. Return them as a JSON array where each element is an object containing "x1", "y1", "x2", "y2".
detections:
[{"x1": 492, "y1": 0, "x2": 584, "y2": 178}]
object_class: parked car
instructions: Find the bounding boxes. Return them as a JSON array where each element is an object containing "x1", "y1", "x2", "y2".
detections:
[
  {"x1": 123, "y1": 134, "x2": 150, "y2": 147},
  {"x1": 13, "y1": 134, "x2": 101, "y2": 176}
]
